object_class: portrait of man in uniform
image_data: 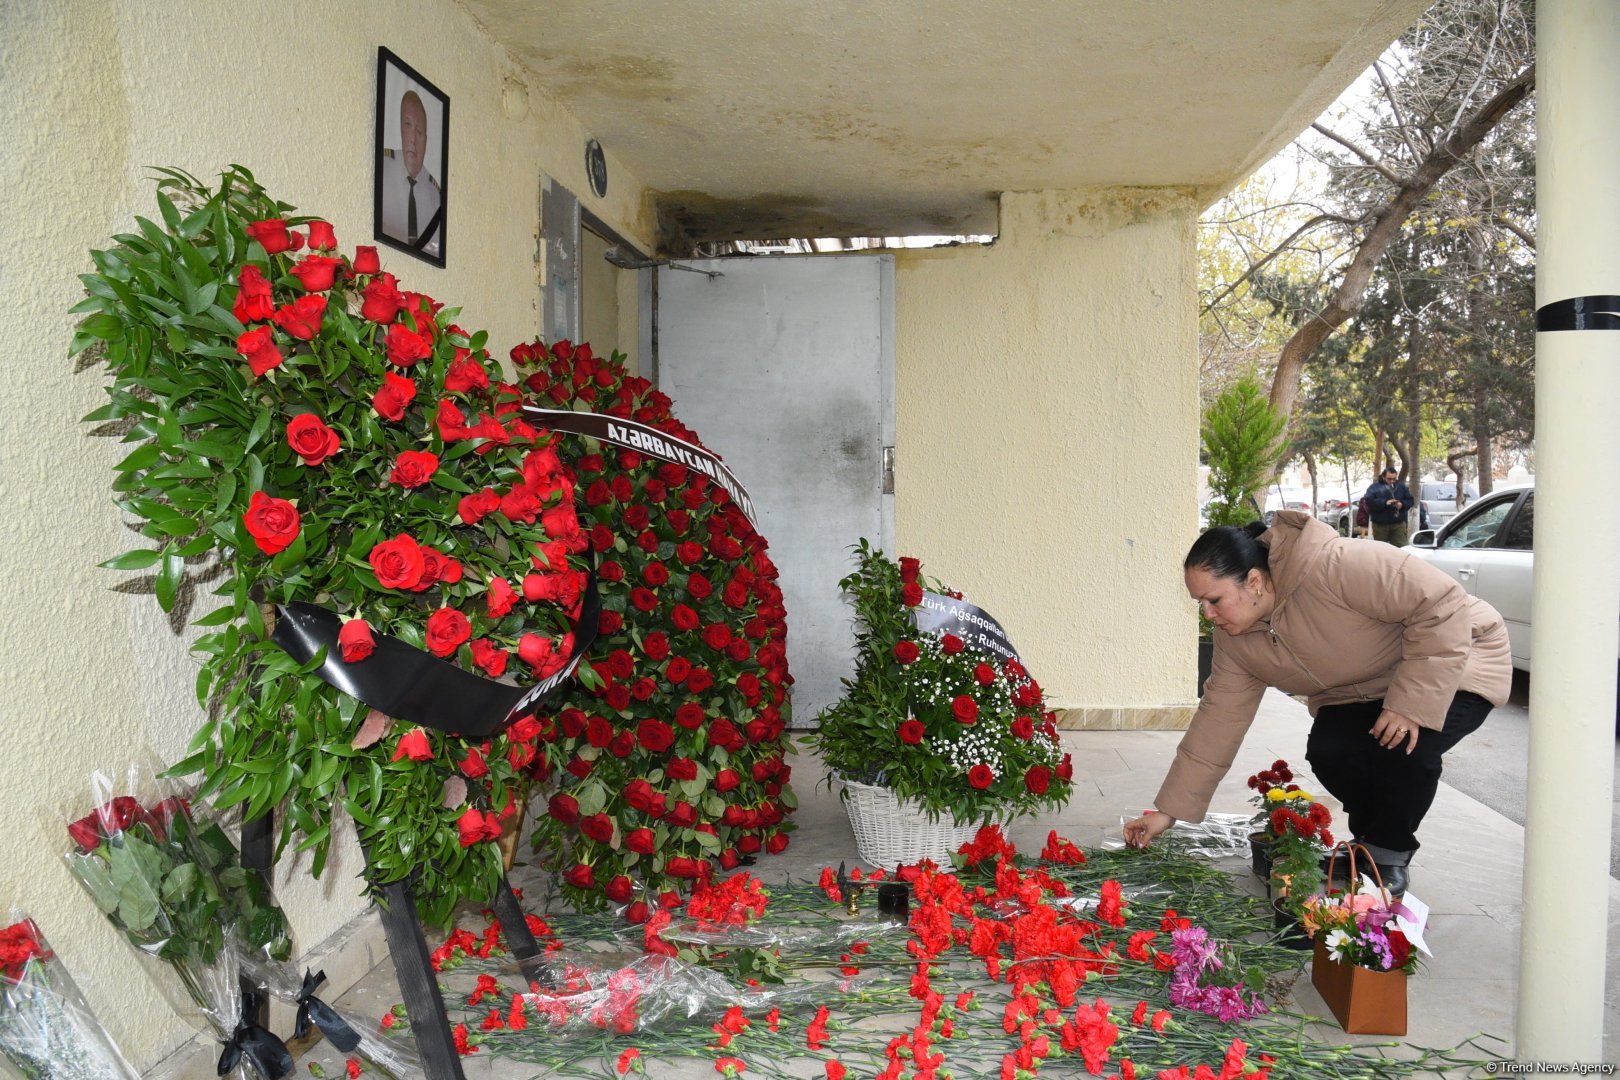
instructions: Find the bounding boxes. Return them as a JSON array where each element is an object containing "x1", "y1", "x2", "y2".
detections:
[{"x1": 374, "y1": 49, "x2": 449, "y2": 266}]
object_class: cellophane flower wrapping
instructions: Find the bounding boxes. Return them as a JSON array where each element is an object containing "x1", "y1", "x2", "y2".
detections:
[
  {"x1": 237, "y1": 954, "x2": 418, "y2": 1079},
  {"x1": 60, "y1": 769, "x2": 284, "y2": 1079},
  {"x1": 0, "y1": 916, "x2": 138, "y2": 1080}
]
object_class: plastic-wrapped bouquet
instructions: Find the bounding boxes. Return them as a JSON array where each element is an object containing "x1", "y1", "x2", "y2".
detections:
[{"x1": 0, "y1": 918, "x2": 138, "y2": 1080}]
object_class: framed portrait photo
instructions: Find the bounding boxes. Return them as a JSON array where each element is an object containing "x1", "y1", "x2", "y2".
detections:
[{"x1": 374, "y1": 47, "x2": 449, "y2": 267}]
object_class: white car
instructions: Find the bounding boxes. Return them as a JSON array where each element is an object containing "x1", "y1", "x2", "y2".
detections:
[{"x1": 1408, "y1": 486, "x2": 1535, "y2": 669}]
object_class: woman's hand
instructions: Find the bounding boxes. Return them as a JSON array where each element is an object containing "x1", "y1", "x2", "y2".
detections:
[
  {"x1": 1123, "y1": 809, "x2": 1176, "y2": 849},
  {"x1": 1369, "y1": 708, "x2": 1421, "y2": 754}
]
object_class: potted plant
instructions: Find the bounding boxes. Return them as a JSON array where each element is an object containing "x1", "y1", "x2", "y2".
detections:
[{"x1": 811, "y1": 543, "x2": 1073, "y2": 868}]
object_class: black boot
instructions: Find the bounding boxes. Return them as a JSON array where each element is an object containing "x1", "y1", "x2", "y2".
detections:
[{"x1": 1356, "y1": 841, "x2": 1413, "y2": 900}]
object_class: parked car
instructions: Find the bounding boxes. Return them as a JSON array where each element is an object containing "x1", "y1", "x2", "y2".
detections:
[
  {"x1": 1418, "y1": 480, "x2": 1479, "y2": 530},
  {"x1": 1408, "y1": 487, "x2": 1617, "y2": 718},
  {"x1": 1261, "y1": 486, "x2": 1314, "y2": 526},
  {"x1": 1320, "y1": 486, "x2": 1370, "y2": 537}
]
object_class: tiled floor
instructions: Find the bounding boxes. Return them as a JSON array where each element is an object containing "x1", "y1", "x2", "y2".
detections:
[{"x1": 153, "y1": 690, "x2": 1620, "y2": 1077}]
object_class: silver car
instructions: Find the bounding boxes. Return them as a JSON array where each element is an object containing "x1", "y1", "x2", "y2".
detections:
[{"x1": 1419, "y1": 480, "x2": 1480, "y2": 530}]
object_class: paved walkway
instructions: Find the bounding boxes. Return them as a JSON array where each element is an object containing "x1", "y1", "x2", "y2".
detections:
[{"x1": 152, "y1": 691, "x2": 1620, "y2": 1077}]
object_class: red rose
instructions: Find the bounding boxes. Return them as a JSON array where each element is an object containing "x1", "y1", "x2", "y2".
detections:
[
  {"x1": 386, "y1": 323, "x2": 432, "y2": 366},
  {"x1": 391, "y1": 728, "x2": 433, "y2": 762},
  {"x1": 637, "y1": 719, "x2": 675, "y2": 752},
  {"x1": 625, "y1": 827, "x2": 656, "y2": 855},
  {"x1": 677, "y1": 541, "x2": 704, "y2": 565},
  {"x1": 766, "y1": 831, "x2": 789, "y2": 854},
  {"x1": 352, "y1": 245, "x2": 381, "y2": 274},
  {"x1": 456, "y1": 807, "x2": 501, "y2": 847},
  {"x1": 579, "y1": 813, "x2": 614, "y2": 843},
  {"x1": 674, "y1": 703, "x2": 705, "y2": 729},
  {"x1": 389, "y1": 450, "x2": 439, "y2": 488},
  {"x1": 629, "y1": 587, "x2": 658, "y2": 612},
  {"x1": 941, "y1": 634, "x2": 964, "y2": 655},
  {"x1": 445, "y1": 356, "x2": 489, "y2": 393},
  {"x1": 548, "y1": 794, "x2": 580, "y2": 824},
  {"x1": 1011, "y1": 715, "x2": 1035, "y2": 740},
  {"x1": 285, "y1": 413, "x2": 340, "y2": 466},
  {"x1": 235, "y1": 326, "x2": 284, "y2": 377},
  {"x1": 360, "y1": 273, "x2": 405, "y2": 323},
  {"x1": 714, "y1": 768, "x2": 741, "y2": 793},
  {"x1": 666, "y1": 657, "x2": 693, "y2": 683},
  {"x1": 894, "y1": 640, "x2": 920, "y2": 664},
  {"x1": 598, "y1": 609, "x2": 623, "y2": 635},
  {"x1": 974, "y1": 663, "x2": 995, "y2": 685},
  {"x1": 290, "y1": 254, "x2": 342, "y2": 292},
  {"x1": 687, "y1": 574, "x2": 712, "y2": 600},
  {"x1": 951, "y1": 695, "x2": 979, "y2": 724},
  {"x1": 723, "y1": 580, "x2": 749, "y2": 608},
  {"x1": 242, "y1": 490, "x2": 300, "y2": 555},
  {"x1": 667, "y1": 801, "x2": 697, "y2": 829},
  {"x1": 520, "y1": 633, "x2": 564, "y2": 676},
  {"x1": 672, "y1": 605, "x2": 700, "y2": 631},
  {"x1": 665, "y1": 856, "x2": 705, "y2": 879},
  {"x1": 1024, "y1": 765, "x2": 1051, "y2": 795},
  {"x1": 898, "y1": 719, "x2": 925, "y2": 744},
  {"x1": 338, "y1": 618, "x2": 374, "y2": 663},
  {"x1": 306, "y1": 221, "x2": 338, "y2": 250},
  {"x1": 604, "y1": 875, "x2": 635, "y2": 904},
  {"x1": 246, "y1": 218, "x2": 292, "y2": 254},
  {"x1": 899, "y1": 557, "x2": 921, "y2": 583},
  {"x1": 460, "y1": 748, "x2": 489, "y2": 779},
  {"x1": 369, "y1": 534, "x2": 424, "y2": 590},
  {"x1": 425, "y1": 608, "x2": 471, "y2": 657},
  {"x1": 703, "y1": 623, "x2": 731, "y2": 651},
  {"x1": 967, "y1": 764, "x2": 994, "y2": 789},
  {"x1": 372, "y1": 371, "x2": 416, "y2": 421},
  {"x1": 563, "y1": 864, "x2": 595, "y2": 890},
  {"x1": 272, "y1": 294, "x2": 327, "y2": 340},
  {"x1": 642, "y1": 632, "x2": 670, "y2": 661},
  {"x1": 668, "y1": 756, "x2": 698, "y2": 781},
  {"x1": 686, "y1": 668, "x2": 714, "y2": 694},
  {"x1": 232, "y1": 264, "x2": 275, "y2": 323},
  {"x1": 485, "y1": 577, "x2": 517, "y2": 619},
  {"x1": 902, "y1": 582, "x2": 924, "y2": 607}
]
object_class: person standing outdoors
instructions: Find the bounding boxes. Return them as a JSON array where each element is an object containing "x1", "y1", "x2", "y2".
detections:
[{"x1": 1364, "y1": 466, "x2": 1415, "y2": 547}]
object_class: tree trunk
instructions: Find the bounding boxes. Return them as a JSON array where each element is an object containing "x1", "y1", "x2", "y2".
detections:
[
  {"x1": 1267, "y1": 66, "x2": 1536, "y2": 422},
  {"x1": 1303, "y1": 451, "x2": 1319, "y2": 516},
  {"x1": 1475, "y1": 388, "x2": 1495, "y2": 496}
]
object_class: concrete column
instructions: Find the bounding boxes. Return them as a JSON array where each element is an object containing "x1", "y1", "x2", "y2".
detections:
[{"x1": 1518, "y1": 0, "x2": 1620, "y2": 1059}]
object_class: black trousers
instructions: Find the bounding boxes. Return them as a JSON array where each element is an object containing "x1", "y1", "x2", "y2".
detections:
[{"x1": 1305, "y1": 690, "x2": 1493, "y2": 854}]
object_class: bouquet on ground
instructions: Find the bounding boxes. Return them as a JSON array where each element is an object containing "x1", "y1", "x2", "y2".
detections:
[
  {"x1": 1300, "y1": 877, "x2": 1422, "y2": 974},
  {"x1": 813, "y1": 542, "x2": 1073, "y2": 823},
  {"x1": 0, "y1": 917, "x2": 139, "y2": 1080},
  {"x1": 1245, "y1": 761, "x2": 1334, "y2": 915},
  {"x1": 62, "y1": 776, "x2": 292, "y2": 1079}
]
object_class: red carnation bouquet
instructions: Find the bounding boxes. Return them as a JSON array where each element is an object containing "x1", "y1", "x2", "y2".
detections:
[{"x1": 813, "y1": 542, "x2": 1073, "y2": 824}]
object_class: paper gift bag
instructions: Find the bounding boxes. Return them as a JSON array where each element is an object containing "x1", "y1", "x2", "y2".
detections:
[{"x1": 1311, "y1": 937, "x2": 1407, "y2": 1035}]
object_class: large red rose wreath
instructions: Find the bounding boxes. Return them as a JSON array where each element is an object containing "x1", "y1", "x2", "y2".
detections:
[{"x1": 71, "y1": 166, "x2": 793, "y2": 924}]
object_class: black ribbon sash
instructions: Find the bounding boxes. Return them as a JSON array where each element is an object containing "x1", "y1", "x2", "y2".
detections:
[
  {"x1": 521, "y1": 406, "x2": 757, "y2": 525},
  {"x1": 910, "y1": 589, "x2": 1022, "y2": 664},
  {"x1": 217, "y1": 993, "x2": 294, "y2": 1078},
  {"x1": 293, "y1": 969, "x2": 361, "y2": 1053},
  {"x1": 271, "y1": 567, "x2": 600, "y2": 738},
  {"x1": 1536, "y1": 295, "x2": 1620, "y2": 332}
]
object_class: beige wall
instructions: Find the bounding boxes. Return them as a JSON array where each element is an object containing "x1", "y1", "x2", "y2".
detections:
[
  {"x1": 895, "y1": 189, "x2": 1201, "y2": 711},
  {"x1": 1, "y1": 0, "x2": 653, "y2": 1067}
]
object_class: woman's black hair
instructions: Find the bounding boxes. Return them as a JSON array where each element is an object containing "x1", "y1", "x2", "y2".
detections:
[{"x1": 1184, "y1": 521, "x2": 1270, "y2": 580}]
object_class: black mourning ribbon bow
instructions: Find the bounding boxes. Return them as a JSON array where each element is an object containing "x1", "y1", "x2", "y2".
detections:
[
  {"x1": 216, "y1": 993, "x2": 294, "y2": 1078},
  {"x1": 294, "y1": 968, "x2": 362, "y2": 1053}
]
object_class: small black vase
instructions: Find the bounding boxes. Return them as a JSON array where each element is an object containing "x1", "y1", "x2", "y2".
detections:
[
  {"x1": 1270, "y1": 899, "x2": 1314, "y2": 951},
  {"x1": 1249, "y1": 831, "x2": 1273, "y2": 881}
]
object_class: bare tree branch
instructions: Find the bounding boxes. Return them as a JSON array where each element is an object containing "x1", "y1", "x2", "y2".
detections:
[
  {"x1": 1200, "y1": 213, "x2": 1363, "y2": 315},
  {"x1": 1372, "y1": 61, "x2": 1425, "y2": 162},
  {"x1": 1311, "y1": 123, "x2": 1408, "y2": 185},
  {"x1": 1494, "y1": 213, "x2": 1535, "y2": 250}
]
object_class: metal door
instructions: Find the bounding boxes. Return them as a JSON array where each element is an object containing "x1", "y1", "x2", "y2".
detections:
[{"x1": 655, "y1": 254, "x2": 895, "y2": 724}]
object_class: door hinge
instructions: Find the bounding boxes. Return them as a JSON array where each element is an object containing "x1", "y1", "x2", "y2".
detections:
[{"x1": 882, "y1": 446, "x2": 895, "y2": 494}]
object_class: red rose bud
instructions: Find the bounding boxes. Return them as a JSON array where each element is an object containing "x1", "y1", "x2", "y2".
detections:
[
  {"x1": 665, "y1": 856, "x2": 706, "y2": 879},
  {"x1": 286, "y1": 412, "x2": 341, "y2": 466},
  {"x1": 306, "y1": 220, "x2": 338, "y2": 250},
  {"x1": 460, "y1": 747, "x2": 489, "y2": 778},
  {"x1": 242, "y1": 490, "x2": 300, "y2": 555},
  {"x1": 899, "y1": 556, "x2": 921, "y2": 583},
  {"x1": 246, "y1": 218, "x2": 292, "y2": 254},
  {"x1": 898, "y1": 719, "x2": 925, "y2": 745},
  {"x1": 941, "y1": 634, "x2": 964, "y2": 655},
  {"x1": 1024, "y1": 765, "x2": 1051, "y2": 795},
  {"x1": 425, "y1": 608, "x2": 471, "y2": 657},
  {"x1": 666, "y1": 801, "x2": 697, "y2": 829},
  {"x1": 604, "y1": 875, "x2": 635, "y2": 904},
  {"x1": 951, "y1": 695, "x2": 979, "y2": 724},
  {"x1": 893, "y1": 640, "x2": 920, "y2": 664},
  {"x1": 967, "y1": 764, "x2": 994, "y2": 789},
  {"x1": 338, "y1": 618, "x2": 375, "y2": 663},
  {"x1": 625, "y1": 828, "x2": 656, "y2": 855},
  {"x1": 289, "y1": 254, "x2": 342, "y2": 292},
  {"x1": 456, "y1": 807, "x2": 502, "y2": 847},
  {"x1": 232, "y1": 264, "x2": 275, "y2": 323},
  {"x1": 271, "y1": 294, "x2": 327, "y2": 340},
  {"x1": 235, "y1": 326, "x2": 284, "y2": 377},
  {"x1": 766, "y1": 831, "x2": 789, "y2": 854},
  {"x1": 352, "y1": 244, "x2": 381, "y2": 275},
  {"x1": 485, "y1": 576, "x2": 517, "y2": 618},
  {"x1": 737, "y1": 834, "x2": 761, "y2": 854},
  {"x1": 391, "y1": 728, "x2": 433, "y2": 762},
  {"x1": 563, "y1": 864, "x2": 595, "y2": 890},
  {"x1": 580, "y1": 813, "x2": 614, "y2": 843},
  {"x1": 547, "y1": 793, "x2": 581, "y2": 825},
  {"x1": 902, "y1": 582, "x2": 924, "y2": 607},
  {"x1": 714, "y1": 768, "x2": 741, "y2": 793}
]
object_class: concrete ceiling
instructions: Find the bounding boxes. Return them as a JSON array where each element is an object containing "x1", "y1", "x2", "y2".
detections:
[{"x1": 466, "y1": 0, "x2": 1427, "y2": 243}]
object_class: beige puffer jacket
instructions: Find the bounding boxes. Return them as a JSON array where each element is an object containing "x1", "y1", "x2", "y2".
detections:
[{"x1": 1155, "y1": 511, "x2": 1511, "y2": 823}]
